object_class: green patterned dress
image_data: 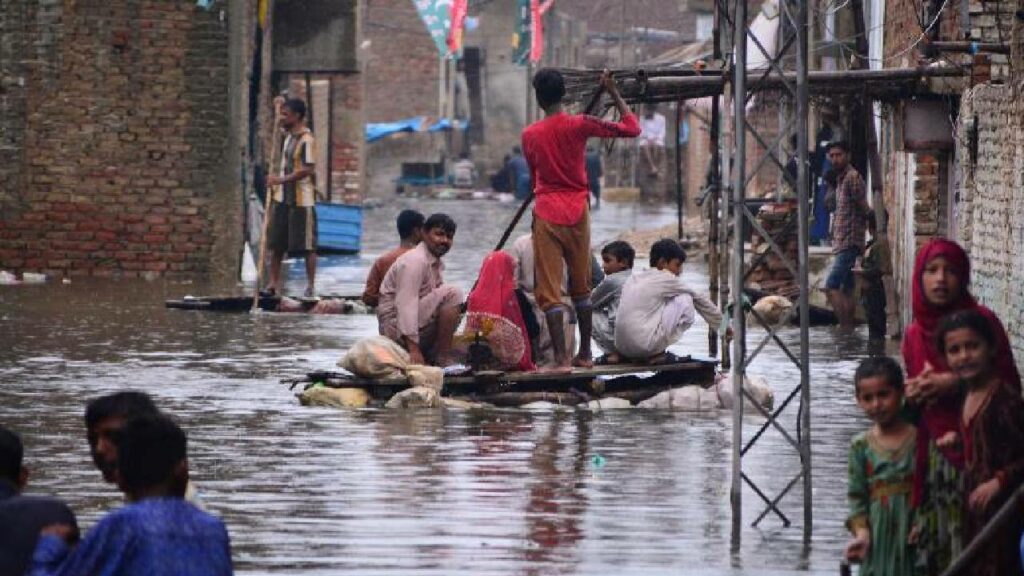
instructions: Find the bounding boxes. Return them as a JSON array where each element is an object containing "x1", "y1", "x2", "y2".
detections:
[{"x1": 847, "y1": 429, "x2": 917, "y2": 576}]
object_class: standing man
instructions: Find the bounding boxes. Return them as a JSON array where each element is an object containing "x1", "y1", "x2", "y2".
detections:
[
  {"x1": 824, "y1": 141, "x2": 869, "y2": 328},
  {"x1": 522, "y1": 69, "x2": 640, "y2": 372},
  {"x1": 362, "y1": 210, "x2": 424, "y2": 307},
  {"x1": 377, "y1": 213, "x2": 464, "y2": 366},
  {"x1": 266, "y1": 97, "x2": 319, "y2": 298}
]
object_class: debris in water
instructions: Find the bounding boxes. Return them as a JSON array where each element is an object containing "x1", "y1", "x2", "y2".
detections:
[{"x1": 591, "y1": 454, "x2": 606, "y2": 468}]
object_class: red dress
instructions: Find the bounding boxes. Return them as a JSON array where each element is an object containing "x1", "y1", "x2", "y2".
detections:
[{"x1": 465, "y1": 251, "x2": 535, "y2": 372}]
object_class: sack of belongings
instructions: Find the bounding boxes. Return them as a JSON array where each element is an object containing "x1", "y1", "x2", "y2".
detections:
[
  {"x1": 339, "y1": 336, "x2": 410, "y2": 378},
  {"x1": 338, "y1": 336, "x2": 445, "y2": 394}
]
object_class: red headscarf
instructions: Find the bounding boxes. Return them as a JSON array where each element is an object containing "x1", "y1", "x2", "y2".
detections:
[
  {"x1": 902, "y1": 238, "x2": 1020, "y2": 505},
  {"x1": 466, "y1": 251, "x2": 535, "y2": 372}
]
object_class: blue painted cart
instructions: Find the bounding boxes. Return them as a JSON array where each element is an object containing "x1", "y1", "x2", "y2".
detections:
[{"x1": 315, "y1": 203, "x2": 363, "y2": 255}]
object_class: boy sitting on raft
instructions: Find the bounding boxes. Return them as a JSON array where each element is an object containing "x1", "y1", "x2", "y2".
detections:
[
  {"x1": 612, "y1": 239, "x2": 723, "y2": 364},
  {"x1": 592, "y1": 240, "x2": 635, "y2": 362}
]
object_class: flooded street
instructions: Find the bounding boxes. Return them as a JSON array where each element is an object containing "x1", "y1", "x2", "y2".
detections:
[{"x1": 0, "y1": 200, "x2": 898, "y2": 575}]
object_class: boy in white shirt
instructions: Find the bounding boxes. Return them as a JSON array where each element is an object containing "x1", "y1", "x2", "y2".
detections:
[{"x1": 613, "y1": 239, "x2": 722, "y2": 363}]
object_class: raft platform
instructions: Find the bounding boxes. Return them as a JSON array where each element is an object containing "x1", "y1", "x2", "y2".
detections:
[
  {"x1": 165, "y1": 295, "x2": 364, "y2": 313},
  {"x1": 284, "y1": 356, "x2": 718, "y2": 407}
]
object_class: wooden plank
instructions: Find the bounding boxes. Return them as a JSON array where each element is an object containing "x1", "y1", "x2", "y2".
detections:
[
  {"x1": 165, "y1": 294, "x2": 364, "y2": 313},
  {"x1": 298, "y1": 358, "x2": 718, "y2": 390}
]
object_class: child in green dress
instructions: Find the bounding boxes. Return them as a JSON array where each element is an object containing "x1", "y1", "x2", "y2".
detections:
[{"x1": 846, "y1": 356, "x2": 916, "y2": 576}]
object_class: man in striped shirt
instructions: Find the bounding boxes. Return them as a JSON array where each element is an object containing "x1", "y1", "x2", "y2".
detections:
[{"x1": 267, "y1": 97, "x2": 319, "y2": 298}]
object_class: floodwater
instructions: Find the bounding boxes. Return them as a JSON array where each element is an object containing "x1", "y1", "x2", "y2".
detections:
[{"x1": 0, "y1": 199, "x2": 898, "y2": 575}]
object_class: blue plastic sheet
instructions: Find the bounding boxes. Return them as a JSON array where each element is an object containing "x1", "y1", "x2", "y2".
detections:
[{"x1": 365, "y1": 117, "x2": 468, "y2": 143}]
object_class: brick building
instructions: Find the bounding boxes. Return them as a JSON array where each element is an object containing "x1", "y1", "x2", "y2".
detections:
[
  {"x1": 869, "y1": 0, "x2": 1014, "y2": 334},
  {"x1": 361, "y1": 0, "x2": 587, "y2": 196},
  {"x1": 0, "y1": 0, "x2": 365, "y2": 281},
  {"x1": 0, "y1": 0, "x2": 253, "y2": 281}
]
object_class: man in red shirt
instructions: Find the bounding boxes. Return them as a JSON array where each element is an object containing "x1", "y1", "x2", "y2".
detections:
[{"x1": 522, "y1": 69, "x2": 640, "y2": 372}]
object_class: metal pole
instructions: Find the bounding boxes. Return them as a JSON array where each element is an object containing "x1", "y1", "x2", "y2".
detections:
[
  {"x1": 676, "y1": 101, "x2": 684, "y2": 239},
  {"x1": 730, "y1": 0, "x2": 748, "y2": 549},
  {"x1": 795, "y1": 0, "x2": 812, "y2": 544}
]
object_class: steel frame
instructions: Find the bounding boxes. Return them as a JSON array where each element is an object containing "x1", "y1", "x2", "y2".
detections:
[{"x1": 714, "y1": 0, "x2": 813, "y2": 546}]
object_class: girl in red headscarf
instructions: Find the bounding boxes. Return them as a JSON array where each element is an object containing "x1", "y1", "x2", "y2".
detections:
[
  {"x1": 902, "y1": 238, "x2": 1020, "y2": 575},
  {"x1": 465, "y1": 251, "x2": 535, "y2": 372}
]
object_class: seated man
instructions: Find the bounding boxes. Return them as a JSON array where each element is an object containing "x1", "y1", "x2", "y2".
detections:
[
  {"x1": 452, "y1": 153, "x2": 476, "y2": 188},
  {"x1": 0, "y1": 427, "x2": 78, "y2": 576},
  {"x1": 362, "y1": 209, "x2": 425, "y2": 307},
  {"x1": 377, "y1": 213, "x2": 464, "y2": 366},
  {"x1": 31, "y1": 414, "x2": 233, "y2": 576},
  {"x1": 592, "y1": 240, "x2": 635, "y2": 362},
  {"x1": 613, "y1": 238, "x2": 722, "y2": 363},
  {"x1": 508, "y1": 233, "x2": 576, "y2": 369}
]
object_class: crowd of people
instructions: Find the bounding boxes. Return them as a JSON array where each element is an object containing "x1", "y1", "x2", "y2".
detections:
[
  {"x1": 0, "y1": 392, "x2": 232, "y2": 575},
  {"x1": 359, "y1": 69, "x2": 724, "y2": 372},
  {"x1": 845, "y1": 238, "x2": 1024, "y2": 575}
]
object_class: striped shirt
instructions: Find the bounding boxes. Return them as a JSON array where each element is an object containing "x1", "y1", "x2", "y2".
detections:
[
  {"x1": 831, "y1": 165, "x2": 867, "y2": 253},
  {"x1": 273, "y1": 128, "x2": 317, "y2": 207}
]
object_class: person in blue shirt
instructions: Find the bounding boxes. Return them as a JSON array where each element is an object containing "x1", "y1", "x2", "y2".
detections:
[
  {"x1": 508, "y1": 145, "x2": 531, "y2": 200},
  {"x1": 31, "y1": 414, "x2": 233, "y2": 576}
]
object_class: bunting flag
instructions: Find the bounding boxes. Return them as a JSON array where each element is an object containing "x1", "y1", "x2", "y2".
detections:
[
  {"x1": 512, "y1": 0, "x2": 531, "y2": 65},
  {"x1": 447, "y1": 0, "x2": 468, "y2": 56},
  {"x1": 412, "y1": 0, "x2": 454, "y2": 56},
  {"x1": 529, "y1": 0, "x2": 555, "y2": 64}
]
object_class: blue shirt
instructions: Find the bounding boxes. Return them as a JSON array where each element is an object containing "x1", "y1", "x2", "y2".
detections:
[
  {"x1": 508, "y1": 154, "x2": 531, "y2": 198},
  {"x1": 31, "y1": 497, "x2": 232, "y2": 576}
]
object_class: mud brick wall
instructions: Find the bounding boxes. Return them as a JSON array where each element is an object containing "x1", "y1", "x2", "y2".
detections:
[
  {"x1": 0, "y1": 1, "x2": 232, "y2": 278},
  {"x1": 957, "y1": 84, "x2": 1024, "y2": 364}
]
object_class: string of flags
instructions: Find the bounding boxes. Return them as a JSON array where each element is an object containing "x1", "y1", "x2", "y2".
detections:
[{"x1": 412, "y1": 0, "x2": 552, "y2": 64}]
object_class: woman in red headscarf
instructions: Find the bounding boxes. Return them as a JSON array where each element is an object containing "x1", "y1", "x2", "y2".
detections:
[
  {"x1": 465, "y1": 251, "x2": 535, "y2": 372},
  {"x1": 902, "y1": 238, "x2": 1020, "y2": 575}
]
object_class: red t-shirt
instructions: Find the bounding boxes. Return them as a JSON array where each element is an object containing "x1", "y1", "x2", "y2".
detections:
[{"x1": 522, "y1": 112, "x2": 640, "y2": 226}]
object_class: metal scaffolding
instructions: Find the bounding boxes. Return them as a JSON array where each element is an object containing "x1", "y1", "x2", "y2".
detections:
[{"x1": 716, "y1": 0, "x2": 813, "y2": 546}]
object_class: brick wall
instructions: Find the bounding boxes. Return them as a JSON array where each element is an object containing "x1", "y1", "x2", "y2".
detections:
[
  {"x1": 363, "y1": 0, "x2": 440, "y2": 122},
  {"x1": 0, "y1": 0, "x2": 238, "y2": 278},
  {"x1": 956, "y1": 84, "x2": 1024, "y2": 363}
]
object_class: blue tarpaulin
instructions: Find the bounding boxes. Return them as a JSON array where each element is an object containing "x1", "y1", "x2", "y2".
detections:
[
  {"x1": 365, "y1": 117, "x2": 468, "y2": 143},
  {"x1": 366, "y1": 117, "x2": 425, "y2": 143}
]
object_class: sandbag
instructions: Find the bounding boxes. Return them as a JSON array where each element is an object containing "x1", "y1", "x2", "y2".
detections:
[
  {"x1": 339, "y1": 336, "x2": 410, "y2": 379},
  {"x1": 749, "y1": 294, "x2": 794, "y2": 326},
  {"x1": 405, "y1": 365, "x2": 443, "y2": 392},
  {"x1": 385, "y1": 386, "x2": 442, "y2": 409},
  {"x1": 637, "y1": 386, "x2": 720, "y2": 411},
  {"x1": 298, "y1": 386, "x2": 371, "y2": 409},
  {"x1": 586, "y1": 397, "x2": 632, "y2": 410}
]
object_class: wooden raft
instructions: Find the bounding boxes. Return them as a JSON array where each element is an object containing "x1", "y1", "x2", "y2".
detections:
[
  {"x1": 165, "y1": 295, "x2": 364, "y2": 313},
  {"x1": 285, "y1": 357, "x2": 718, "y2": 407}
]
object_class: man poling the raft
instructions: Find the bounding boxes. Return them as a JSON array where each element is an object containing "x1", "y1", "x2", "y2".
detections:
[{"x1": 519, "y1": 68, "x2": 640, "y2": 373}]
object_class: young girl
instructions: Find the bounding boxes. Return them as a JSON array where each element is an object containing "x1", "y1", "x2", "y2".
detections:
[
  {"x1": 901, "y1": 239, "x2": 1020, "y2": 575},
  {"x1": 936, "y1": 310, "x2": 1024, "y2": 576},
  {"x1": 846, "y1": 356, "x2": 916, "y2": 576}
]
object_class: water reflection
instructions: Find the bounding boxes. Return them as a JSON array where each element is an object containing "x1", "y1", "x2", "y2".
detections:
[{"x1": 0, "y1": 200, "x2": 894, "y2": 574}]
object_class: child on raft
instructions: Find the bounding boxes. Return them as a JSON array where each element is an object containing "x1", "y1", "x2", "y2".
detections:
[
  {"x1": 591, "y1": 240, "x2": 635, "y2": 362},
  {"x1": 935, "y1": 310, "x2": 1024, "y2": 576},
  {"x1": 845, "y1": 356, "x2": 916, "y2": 576},
  {"x1": 611, "y1": 238, "x2": 722, "y2": 364}
]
